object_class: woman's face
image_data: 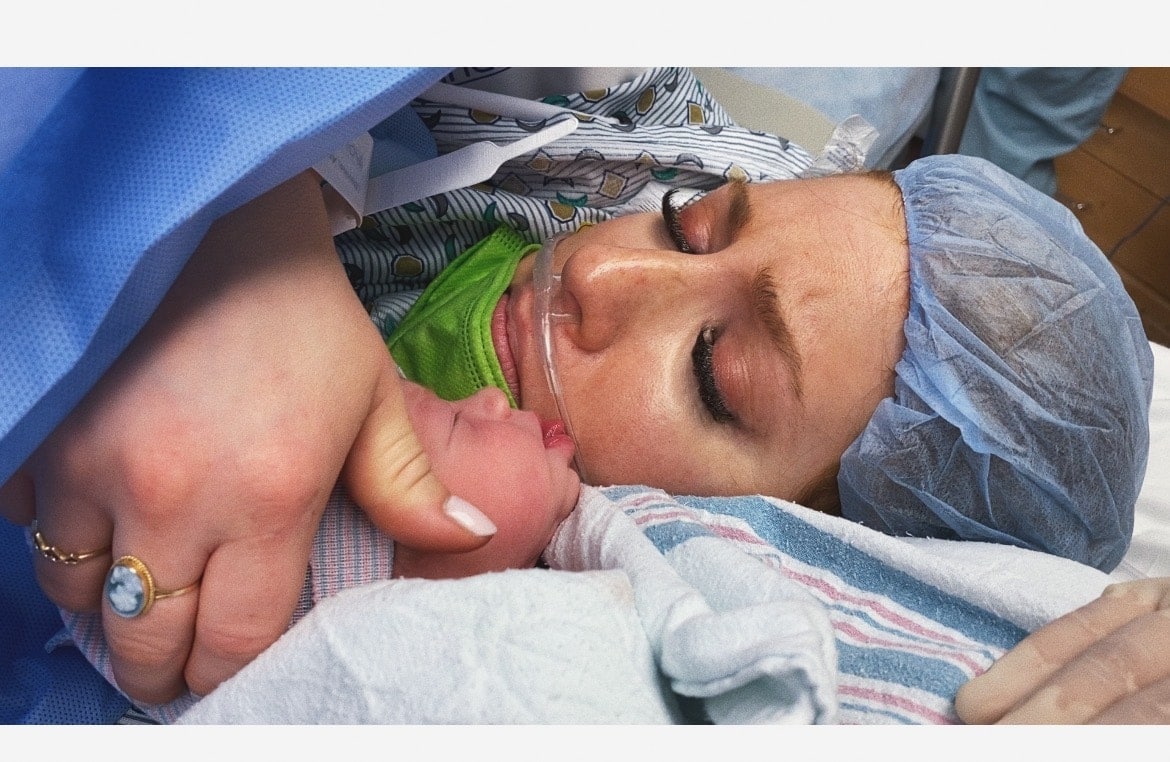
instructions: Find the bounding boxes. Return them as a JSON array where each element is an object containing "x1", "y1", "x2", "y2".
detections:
[{"x1": 498, "y1": 172, "x2": 911, "y2": 503}]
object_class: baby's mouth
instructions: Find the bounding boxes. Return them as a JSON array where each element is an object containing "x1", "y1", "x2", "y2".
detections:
[
  {"x1": 541, "y1": 419, "x2": 571, "y2": 450},
  {"x1": 491, "y1": 291, "x2": 522, "y2": 404}
]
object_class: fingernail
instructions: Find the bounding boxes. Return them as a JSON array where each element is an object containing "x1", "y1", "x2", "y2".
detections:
[{"x1": 443, "y1": 495, "x2": 497, "y2": 537}]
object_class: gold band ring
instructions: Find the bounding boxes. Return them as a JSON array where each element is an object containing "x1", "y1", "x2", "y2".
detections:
[
  {"x1": 105, "y1": 555, "x2": 200, "y2": 619},
  {"x1": 30, "y1": 519, "x2": 110, "y2": 565}
]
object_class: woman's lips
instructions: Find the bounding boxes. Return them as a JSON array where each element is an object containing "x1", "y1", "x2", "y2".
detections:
[{"x1": 491, "y1": 292, "x2": 522, "y2": 403}]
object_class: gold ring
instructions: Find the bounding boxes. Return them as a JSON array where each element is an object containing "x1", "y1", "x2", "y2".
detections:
[
  {"x1": 30, "y1": 519, "x2": 110, "y2": 565},
  {"x1": 104, "y1": 555, "x2": 200, "y2": 619}
]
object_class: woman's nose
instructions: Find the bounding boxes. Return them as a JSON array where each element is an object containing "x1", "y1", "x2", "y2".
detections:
[{"x1": 559, "y1": 243, "x2": 703, "y2": 352}]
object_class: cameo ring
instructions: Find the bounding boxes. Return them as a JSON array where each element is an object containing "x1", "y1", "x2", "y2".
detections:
[
  {"x1": 105, "y1": 555, "x2": 200, "y2": 619},
  {"x1": 31, "y1": 520, "x2": 110, "y2": 565}
]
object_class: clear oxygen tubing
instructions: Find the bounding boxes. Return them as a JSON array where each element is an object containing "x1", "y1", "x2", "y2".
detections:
[{"x1": 532, "y1": 234, "x2": 590, "y2": 483}]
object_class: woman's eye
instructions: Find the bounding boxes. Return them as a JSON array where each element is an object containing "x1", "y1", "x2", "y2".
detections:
[
  {"x1": 662, "y1": 189, "x2": 694, "y2": 253},
  {"x1": 692, "y1": 326, "x2": 735, "y2": 424}
]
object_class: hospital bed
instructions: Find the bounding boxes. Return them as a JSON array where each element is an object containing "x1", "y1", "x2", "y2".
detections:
[{"x1": 1, "y1": 67, "x2": 1165, "y2": 724}]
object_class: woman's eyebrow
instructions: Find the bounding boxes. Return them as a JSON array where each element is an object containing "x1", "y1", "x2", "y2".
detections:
[
  {"x1": 731, "y1": 182, "x2": 803, "y2": 404},
  {"x1": 728, "y1": 180, "x2": 752, "y2": 236},
  {"x1": 730, "y1": 183, "x2": 804, "y2": 400},
  {"x1": 753, "y1": 267, "x2": 803, "y2": 401}
]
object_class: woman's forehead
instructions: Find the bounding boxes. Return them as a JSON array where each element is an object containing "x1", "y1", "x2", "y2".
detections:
[
  {"x1": 726, "y1": 174, "x2": 908, "y2": 280},
  {"x1": 744, "y1": 172, "x2": 903, "y2": 219},
  {"x1": 739, "y1": 174, "x2": 910, "y2": 487}
]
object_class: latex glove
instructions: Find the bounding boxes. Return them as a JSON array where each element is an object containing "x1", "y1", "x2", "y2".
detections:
[
  {"x1": 955, "y1": 577, "x2": 1170, "y2": 724},
  {"x1": 0, "y1": 171, "x2": 493, "y2": 705}
]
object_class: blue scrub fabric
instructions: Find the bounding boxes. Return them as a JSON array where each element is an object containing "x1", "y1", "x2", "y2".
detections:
[
  {"x1": 0, "y1": 67, "x2": 449, "y2": 723},
  {"x1": 958, "y1": 67, "x2": 1128, "y2": 196},
  {"x1": 1, "y1": 521, "x2": 130, "y2": 723}
]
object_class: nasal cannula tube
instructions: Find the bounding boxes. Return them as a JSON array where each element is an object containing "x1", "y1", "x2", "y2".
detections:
[{"x1": 532, "y1": 234, "x2": 590, "y2": 483}]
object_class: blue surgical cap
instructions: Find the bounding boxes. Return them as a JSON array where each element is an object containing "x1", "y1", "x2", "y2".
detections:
[{"x1": 838, "y1": 154, "x2": 1154, "y2": 572}]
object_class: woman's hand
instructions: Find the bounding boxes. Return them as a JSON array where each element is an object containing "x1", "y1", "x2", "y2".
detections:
[
  {"x1": 955, "y1": 576, "x2": 1170, "y2": 723},
  {"x1": 0, "y1": 171, "x2": 492, "y2": 704}
]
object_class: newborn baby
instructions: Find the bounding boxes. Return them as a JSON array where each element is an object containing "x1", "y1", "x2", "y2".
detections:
[{"x1": 391, "y1": 379, "x2": 580, "y2": 579}]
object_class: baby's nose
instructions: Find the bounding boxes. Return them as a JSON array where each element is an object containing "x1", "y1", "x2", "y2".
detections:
[{"x1": 466, "y1": 385, "x2": 512, "y2": 418}]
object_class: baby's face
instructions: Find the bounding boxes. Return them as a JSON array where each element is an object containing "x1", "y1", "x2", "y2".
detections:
[{"x1": 395, "y1": 380, "x2": 581, "y2": 578}]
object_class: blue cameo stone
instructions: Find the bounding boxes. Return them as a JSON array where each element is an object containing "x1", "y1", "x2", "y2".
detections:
[{"x1": 106, "y1": 561, "x2": 147, "y2": 618}]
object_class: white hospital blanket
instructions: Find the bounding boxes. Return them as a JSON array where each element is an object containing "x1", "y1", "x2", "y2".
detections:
[{"x1": 180, "y1": 567, "x2": 677, "y2": 724}]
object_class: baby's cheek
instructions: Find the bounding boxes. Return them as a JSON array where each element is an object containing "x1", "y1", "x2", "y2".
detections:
[
  {"x1": 520, "y1": 482, "x2": 565, "y2": 539},
  {"x1": 478, "y1": 481, "x2": 561, "y2": 563}
]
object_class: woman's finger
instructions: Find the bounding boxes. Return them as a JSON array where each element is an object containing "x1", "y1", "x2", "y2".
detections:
[
  {"x1": 102, "y1": 526, "x2": 208, "y2": 705},
  {"x1": 1000, "y1": 605, "x2": 1170, "y2": 724},
  {"x1": 955, "y1": 581, "x2": 1155, "y2": 723},
  {"x1": 957, "y1": 579, "x2": 1170, "y2": 724},
  {"x1": 1090, "y1": 675, "x2": 1170, "y2": 724},
  {"x1": 182, "y1": 517, "x2": 320, "y2": 697},
  {"x1": 25, "y1": 477, "x2": 113, "y2": 613}
]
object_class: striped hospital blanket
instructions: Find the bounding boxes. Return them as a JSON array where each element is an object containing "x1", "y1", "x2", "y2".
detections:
[{"x1": 604, "y1": 487, "x2": 1018, "y2": 724}]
